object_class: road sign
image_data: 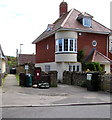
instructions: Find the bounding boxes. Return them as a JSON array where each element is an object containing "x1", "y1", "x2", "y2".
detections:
[{"x1": 25, "y1": 65, "x2": 29, "y2": 70}]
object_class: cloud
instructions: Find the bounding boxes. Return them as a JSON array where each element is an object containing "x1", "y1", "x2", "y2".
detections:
[
  {"x1": 0, "y1": 4, "x2": 6, "y2": 7},
  {"x1": 15, "y1": 13, "x2": 24, "y2": 16}
]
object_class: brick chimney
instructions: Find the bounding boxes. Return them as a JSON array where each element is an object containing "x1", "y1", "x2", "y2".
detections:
[{"x1": 59, "y1": 1, "x2": 68, "y2": 17}]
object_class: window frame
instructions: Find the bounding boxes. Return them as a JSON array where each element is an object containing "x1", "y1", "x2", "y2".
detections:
[
  {"x1": 77, "y1": 65, "x2": 80, "y2": 72},
  {"x1": 109, "y1": 39, "x2": 112, "y2": 52},
  {"x1": 92, "y1": 40, "x2": 97, "y2": 47},
  {"x1": 56, "y1": 38, "x2": 77, "y2": 53},
  {"x1": 45, "y1": 65, "x2": 50, "y2": 72},
  {"x1": 69, "y1": 65, "x2": 80, "y2": 72},
  {"x1": 83, "y1": 17, "x2": 92, "y2": 27},
  {"x1": 46, "y1": 44, "x2": 49, "y2": 50}
]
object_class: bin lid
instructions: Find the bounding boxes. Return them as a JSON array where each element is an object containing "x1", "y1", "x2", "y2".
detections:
[{"x1": 26, "y1": 73, "x2": 31, "y2": 76}]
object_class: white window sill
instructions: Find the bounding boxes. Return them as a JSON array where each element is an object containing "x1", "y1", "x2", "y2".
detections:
[{"x1": 55, "y1": 51, "x2": 77, "y2": 54}]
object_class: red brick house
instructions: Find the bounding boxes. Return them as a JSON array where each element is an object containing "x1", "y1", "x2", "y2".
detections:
[{"x1": 33, "y1": 1, "x2": 112, "y2": 80}]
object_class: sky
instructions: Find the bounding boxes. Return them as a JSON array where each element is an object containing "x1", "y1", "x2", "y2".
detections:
[{"x1": 0, "y1": 0, "x2": 111, "y2": 57}]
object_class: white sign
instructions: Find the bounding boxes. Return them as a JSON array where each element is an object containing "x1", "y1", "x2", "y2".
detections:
[
  {"x1": 25, "y1": 65, "x2": 29, "y2": 70},
  {"x1": 37, "y1": 73, "x2": 39, "y2": 76},
  {"x1": 87, "y1": 74, "x2": 92, "y2": 80}
]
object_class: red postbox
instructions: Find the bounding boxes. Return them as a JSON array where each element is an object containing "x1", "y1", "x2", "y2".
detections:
[
  {"x1": 34, "y1": 67, "x2": 41, "y2": 84},
  {"x1": 33, "y1": 67, "x2": 50, "y2": 88}
]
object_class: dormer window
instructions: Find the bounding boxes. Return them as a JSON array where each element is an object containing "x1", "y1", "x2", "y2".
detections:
[
  {"x1": 77, "y1": 12, "x2": 93, "y2": 28},
  {"x1": 46, "y1": 27, "x2": 52, "y2": 32},
  {"x1": 83, "y1": 17, "x2": 92, "y2": 27},
  {"x1": 46, "y1": 24, "x2": 54, "y2": 32}
]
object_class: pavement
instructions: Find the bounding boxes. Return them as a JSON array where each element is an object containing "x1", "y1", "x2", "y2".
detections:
[{"x1": 1, "y1": 74, "x2": 112, "y2": 107}]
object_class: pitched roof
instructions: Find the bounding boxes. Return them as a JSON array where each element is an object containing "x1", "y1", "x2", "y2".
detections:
[
  {"x1": 84, "y1": 48, "x2": 112, "y2": 64},
  {"x1": 33, "y1": 9, "x2": 112, "y2": 44},
  {"x1": 0, "y1": 44, "x2": 5, "y2": 59},
  {"x1": 32, "y1": 10, "x2": 70, "y2": 44},
  {"x1": 18, "y1": 54, "x2": 36, "y2": 65}
]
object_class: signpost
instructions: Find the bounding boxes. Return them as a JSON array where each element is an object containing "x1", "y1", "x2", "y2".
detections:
[
  {"x1": 87, "y1": 74, "x2": 92, "y2": 81},
  {"x1": 25, "y1": 65, "x2": 29, "y2": 74}
]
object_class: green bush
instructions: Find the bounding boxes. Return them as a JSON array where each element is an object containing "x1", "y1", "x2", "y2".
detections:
[
  {"x1": 85, "y1": 62, "x2": 103, "y2": 71},
  {"x1": 77, "y1": 50, "x2": 84, "y2": 62}
]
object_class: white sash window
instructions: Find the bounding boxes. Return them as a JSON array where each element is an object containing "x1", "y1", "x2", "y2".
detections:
[{"x1": 56, "y1": 38, "x2": 77, "y2": 53}]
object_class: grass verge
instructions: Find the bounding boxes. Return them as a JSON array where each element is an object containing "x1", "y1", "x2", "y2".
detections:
[
  {"x1": 15, "y1": 74, "x2": 19, "y2": 85},
  {"x1": 0, "y1": 74, "x2": 7, "y2": 88}
]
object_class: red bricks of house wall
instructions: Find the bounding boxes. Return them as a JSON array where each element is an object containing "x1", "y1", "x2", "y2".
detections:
[
  {"x1": 77, "y1": 33, "x2": 110, "y2": 58},
  {"x1": 108, "y1": 52, "x2": 112, "y2": 60},
  {"x1": 36, "y1": 35, "x2": 55, "y2": 63}
]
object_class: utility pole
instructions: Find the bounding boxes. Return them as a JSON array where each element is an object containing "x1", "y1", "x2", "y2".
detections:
[{"x1": 20, "y1": 44, "x2": 23, "y2": 54}]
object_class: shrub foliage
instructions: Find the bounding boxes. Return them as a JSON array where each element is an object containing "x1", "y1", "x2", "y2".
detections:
[{"x1": 83, "y1": 62, "x2": 103, "y2": 71}]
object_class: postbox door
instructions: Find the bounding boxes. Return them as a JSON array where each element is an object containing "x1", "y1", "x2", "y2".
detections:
[{"x1": 35, "y1": 67, "x2": 41, "y2": 81}]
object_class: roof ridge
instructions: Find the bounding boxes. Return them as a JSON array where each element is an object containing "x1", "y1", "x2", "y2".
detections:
[
  {"x1": 61, "y1": 9, "x2": 74, "y2": 27},
  {"x1": 96, "y1": 50, "x2": 112, "y2": 62},
  {"x1": 92, "y1": 49, "x2": 97, "y2": 62},
  {"x1": 0, "y1": 45, "x2": 4, "y2": 56}
]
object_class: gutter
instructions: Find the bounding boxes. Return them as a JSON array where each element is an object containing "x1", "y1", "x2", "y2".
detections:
[
  {"x1": 32, "y1": 27, "x2": 112, "y2": 44},
  {"x1": 58, "y1": 27, "x2": 112, "y2": 35},
  {"x1": 32, "y1": 29, "x2": 59, "y2": 44}
]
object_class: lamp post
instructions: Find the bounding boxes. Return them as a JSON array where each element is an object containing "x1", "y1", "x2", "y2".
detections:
[
  {"x1": 16, "y1": 49, "x2": 19, "y2": 65},
  {"x1": 20, "y1": 44, "x2": 23, "y2": 54}
]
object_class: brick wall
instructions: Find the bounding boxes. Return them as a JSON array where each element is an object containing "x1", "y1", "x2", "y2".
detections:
[
  {"x1": 59, "y1": 2, "x2": 68, "y2": 17},
  {"x1": 78, "y1": 33, "x2": 109, "y2": 58},
  {"x1": 36, "y1": 35, "x2": 55, "y2": 63}
]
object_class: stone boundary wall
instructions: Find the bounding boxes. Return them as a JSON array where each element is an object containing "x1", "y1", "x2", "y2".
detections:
[
  {"x1": 99, "y1": 74, "x2": 112, "y2": 92},
  {"x1": 17, "y1": 64, "x2": 58, "y2": 87},
  {"x1": 63, "y1": 71, "x2": 72, "y2": 85},
  {"x1": 63, "y1": 71, "x2": 87, "y2": 87},
  {"x1": 63, "y1": 71, "x2": 112, "y2": 92},
  {"x1": 48, "y1": 71, "x2": 58, "y2": 87}
]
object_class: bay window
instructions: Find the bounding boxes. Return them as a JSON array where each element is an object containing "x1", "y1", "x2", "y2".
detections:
[
  {"x1": 64, "y1": 39, "x2": 68, "y2": 51},
  {"x1": 59, "y1": 39, "x2": 62, "y2": 51},
  {"x1": 56, "y1": 38, "x2": 77, "y2": 53},
  {"x1": 70, "y1": 39, "x2": 73, "y2": 51},
  {"x1": 109, "y1": 39, "x2": 112, "y2": 52}
]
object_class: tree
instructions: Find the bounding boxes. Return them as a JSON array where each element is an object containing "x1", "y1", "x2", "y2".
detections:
[{"x1": 7, "y1": 56, "x2": 17, "y2": 68}]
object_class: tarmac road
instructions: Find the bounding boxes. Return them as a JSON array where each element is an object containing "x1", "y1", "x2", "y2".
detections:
[{"x1": 2, "y1": 104, "x2": 111, "y2": 118}]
